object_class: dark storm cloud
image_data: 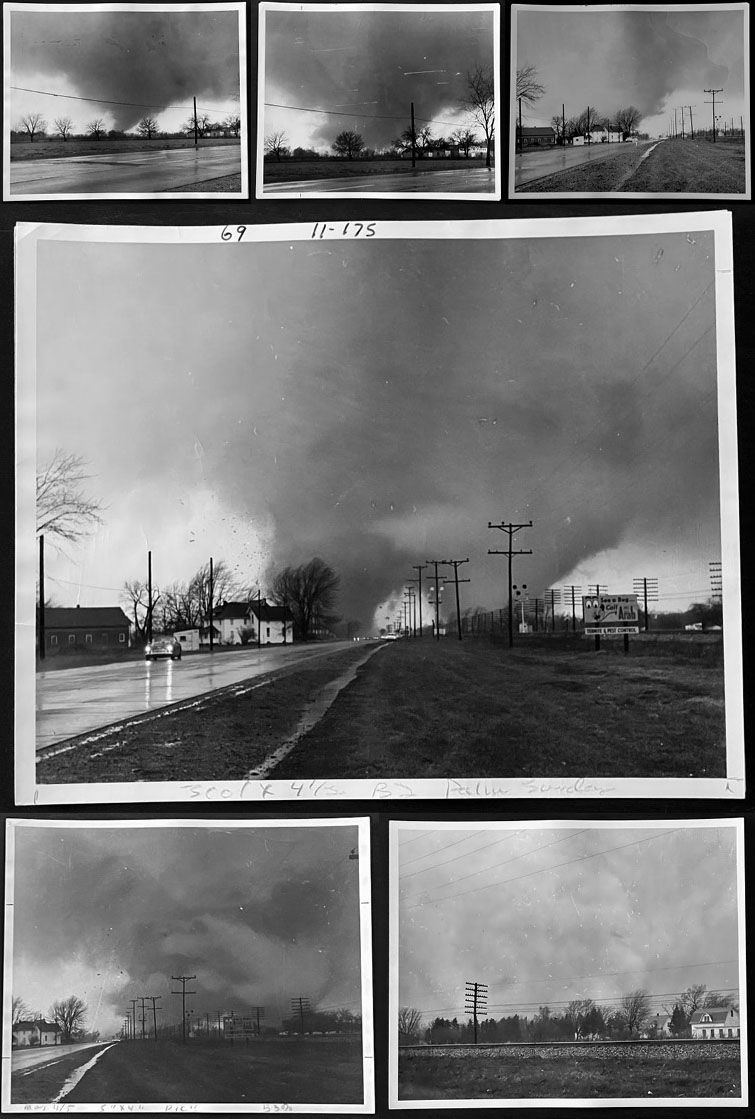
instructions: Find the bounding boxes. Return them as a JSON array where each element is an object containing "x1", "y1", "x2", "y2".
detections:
[
  {"x1": 14, "y1": 826, "x2": 362, "y2": 1025},
  {"x1": 36, "y1": 229, "x2": 720, "y2": 627},
  {"x1": 265, "y1": 9, "x2": 494, "y2": 149},
  {"x1": 11, "y1": 8, "x2": 240, "y2": 130}
]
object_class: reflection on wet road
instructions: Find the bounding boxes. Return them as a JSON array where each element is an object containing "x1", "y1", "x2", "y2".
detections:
[{"x1": 36, "y1": 643, "x2": 358, "y2": 750}]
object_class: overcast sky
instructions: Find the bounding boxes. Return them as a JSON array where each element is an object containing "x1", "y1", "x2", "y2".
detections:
[
  {"x1": 515, "y1": 6, "x2": 747, "y2": 138},
  {"x1": 397, "y1": 823, "x2": 741, "y2": 1023},
  {"x1": 10, "y1": 822, "x2": 362, "y2": 1039},
  {"x1": 262, "y1": 6, "x2": 495, "y2": 153},
  {"x1": 29, "y1": 225, "x2": 726, "y2": 629},
  {"x1": 8, "y1": 5, "x2": 242, "y2": 136}
]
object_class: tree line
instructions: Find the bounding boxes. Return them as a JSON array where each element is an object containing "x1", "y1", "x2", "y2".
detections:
[
  {"x1": 14, "y1": 111, "x2": 241, "y2": 143},
  {"x1": 399, "y1": 985, "x2": 737, "y2": 1045},
  {"x1": 13, "y1": 994, "x2": 93, "y2": 1044},
  {"x1": 515, "y1": 65, "x2": 645, "y2": 141}
]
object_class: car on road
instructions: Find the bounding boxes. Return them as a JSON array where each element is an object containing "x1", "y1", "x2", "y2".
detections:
[{"x1": 145, "y1": 637, "x2": 182, "y2": 661}]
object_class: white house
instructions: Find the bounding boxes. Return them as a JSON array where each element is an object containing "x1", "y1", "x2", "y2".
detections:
[
  {"x1": 212, "y1": 600, "x2": 257, "y2": 645},
  {"x1": 198, "y1": 599, "x2": 296, "y2": 646},
  {"x1": 13, "y1": 1020, "x2": 63, "y2": 1047},
  {"x1": 690, "y1": 1007, "x2": 740, "y2": 1039},
  {"x1": 247, "y1": 599, "x2": 295, "y2": 645},
  {"x1": 642, "y1": 1014, "x2": 672, "y2": 1038},
  {"x1": 573, "y1": 127, "x2": 626, "y2": 145}
]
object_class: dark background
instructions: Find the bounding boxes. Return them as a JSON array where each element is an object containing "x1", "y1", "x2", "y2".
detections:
[{"x1": 1, "y1": 2, "x2": 751, "y2": 1115}]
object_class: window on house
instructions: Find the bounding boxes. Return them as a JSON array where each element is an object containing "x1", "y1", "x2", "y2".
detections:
[
  {"x1": 85, "y1": 634, "x2": 92, "y2": 644},
  {"x1": 701, "y1": 1028, "x2": 706, "y2": 1037},
  {"x1": 119, "y1": 632, "x2": 125, "y2": 642},
  {"x1": 68, "y1": 634, "x2": 75, "y2": 644},
  {"x1": 50, "y1": 635, "x2": 57, "y2": 645},
  {"x1": 267, "y1": 626, "x2": 270, "y2": 637},
  {"x1": 101, "y1": 633, "x2": 108, "y2": 643},
  {"x1": 728, "y1": 1028, "x2": 733, "y2": 1037}
]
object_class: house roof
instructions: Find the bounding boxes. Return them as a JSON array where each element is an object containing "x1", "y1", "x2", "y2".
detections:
[
  {"x1": 521, "y1": 127, "x2": 555, "y2": 137},
  {"x1": 691, "y1": 1008, "x2": 736, "y2": 1025},
  {"x1": 213, "y1": 601, "x2": 254, "y2": 620},
  {"x1": 248, "y1": 601, "x2": 294, "y2": 622},
  {"x1": 44, "y1": 606, "x2": 131, "y2": 628}
]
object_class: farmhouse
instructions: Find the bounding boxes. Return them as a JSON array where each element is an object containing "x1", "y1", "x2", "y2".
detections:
[
  {"x1": 41, "y1": 605, "x2": 131, "y2": 654},
  {"x1": 690, "y1": 1007, "x2": 740, "y2": 1039},
  {"x1": 519, "y1": 126, "x2": 556, "y2": 148},
  {"x1": 247, "y1": 599, "x2": 295, "y2": 645},
  {"x1": 12, "y1": 1019, "x2": 63, "y2": 1047}
]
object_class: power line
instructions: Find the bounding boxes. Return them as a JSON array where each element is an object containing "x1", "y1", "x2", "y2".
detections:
[
  {"x1": 416, "y1": 985, "x2": 740, "y2": 1018},
  {"x1": 11, "y1": 84, "x2": 237, "y2": 116},
  {"x1": 264, "y1": 99, "x2": 463, "y2": 129},
  {"x1": 400, "y1": 832, "x2": 522, "y2": 878},
  {"x1": 404, "y1": 829, "x2": 682, "y2": 910}
]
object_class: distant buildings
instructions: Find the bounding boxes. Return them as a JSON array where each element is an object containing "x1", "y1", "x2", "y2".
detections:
[{"x1": 12, "y1": 1020, "x2": 63, "y2": 1047}]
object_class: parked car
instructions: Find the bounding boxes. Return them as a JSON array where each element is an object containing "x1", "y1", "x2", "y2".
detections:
[{"x1": 145, "y1": 637, "x2": 182, "y2": 660}]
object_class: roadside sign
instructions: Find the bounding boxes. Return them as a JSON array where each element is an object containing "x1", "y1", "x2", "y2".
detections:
[
  {"x1": 223, "y1": 1016, "x2": 257, "y2": 1039},
  {"x1": 582, "y1": 594, "x2": 640, "y2": 634}
]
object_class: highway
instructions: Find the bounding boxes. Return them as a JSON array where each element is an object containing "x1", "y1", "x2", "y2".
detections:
[
  {"x1": 262, "y1": 166, "x2": 496, "y2": 194},
  {"x1": 514, "y1": 140, "x2": 657, "y2": 188},
  {"x1": 12, "y1": 1041, "x2": 113, "y2": 1073},
  {"x1": 9, "y1": 145, "x2": 241, "y2": 195},
  {"x1": 36, "y1": 642, "x2": 359, "y2": 750}
]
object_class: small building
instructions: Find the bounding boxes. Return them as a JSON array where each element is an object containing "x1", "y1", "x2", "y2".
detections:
[
  {"x1": 41, "y1": 605, "x2": 131, "y2": 654},
  {"x1": 172, "y1": 628, "x2": 200, "y2": 652},
  {"x1": 690, "y1": 1007, "x2": 740, "y2": 1039},
  {"x1": 212, "y1": 600, "x2": 258, "y2": 645},
  {"x1": 247, "y1": 599, "x2": 295, "y2": 645},
  {"x1": 519, "y1": 126, "x2": 556, "y2": 148},
  {"x1": 13, "y1": 1020, "x2": 63, "y2": 1047},
  {"x1": 643, "y1": 1014, "x2": 672, "y2": 1038}
]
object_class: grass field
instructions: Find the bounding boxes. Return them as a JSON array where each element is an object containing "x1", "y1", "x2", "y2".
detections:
[
  {"x1": 271, "y1": 635, "x2": 726, "y2": 780},
  {"x1": 398, "y1": 1052, "x2": 741, "y2": 1100},
  {"x1": 39, "y1": 634, "x2": 726, "y2": 784},
  {"x1": 15, "y1": 1038, "x2": 364, "y2": 1105},
  {"x1": 519, "y1": 139, "x2": 745, "y2": 193},
  {"x1": 10, "y1": 136, "x2": 241, "y2": 162},
  {"x1": 263, "y1": 157, "x2": 489, "y2": 182}
]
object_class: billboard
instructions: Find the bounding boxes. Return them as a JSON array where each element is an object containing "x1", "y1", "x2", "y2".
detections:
[
  {"x1": 223, "y1": 1016, "x2": 258, "y2": 1039},
  {"x1": 582, "y1": 594, "x2": 640, "y2": 635}
]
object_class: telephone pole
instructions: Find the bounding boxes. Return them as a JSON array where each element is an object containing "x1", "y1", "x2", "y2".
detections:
[
  {"x1": 251, "y1": 1006, "x2": 266, "y2": 1037},
  {"x1": 147, "y1": 549, "x2": 153, "y2": 643},
  {"x1": 685, "y1": 105, "x2": 695, "y2": 140},
  {"x1": 193, "y1": 95, "x2": 199, "y2": 148},
  {"x1": 410, "y1": 101, "x2": 416, "y2": 167},
  {"x1": 440, "y1": 559, "x2": 470, "y2": 641},
  {"x1": 138, "y1": 996, "x2": 147, "y2": 1040},
  {"x1": 563, "y1": 584, "x2": 582, "y2": 632},
  {"x1": 38, "y1": 534, "x2": 45, "y2": 659},
  {"x1": 145, "y1": 995, "x2": 162, "y2": 1040},
  {"x1": 632, "y1": 577, "x2": 658, "y2": 631},
  {"x1": 172, "y1": 975, "x2": 197, "y2": 1044},
  {"x1": 464, "y1": 980, "x2": 488, "y2": 1044},
  {"x1": 704, "y1": 88, "x2": 723, "y2": 141},
  {"x1": 426, "y1": 560, "x2": 445, "y2": 640},
  {"x1": 129, "y1": 999, "x2": 138, "y2": 1040},
  {"x1": 487, "y1": 520, "x2": 533, "y2": 648},
  {"x1": 291, "y1": 996, "x2": 310, "y2": 1035},
  {"x1": 208, "y1": 556, "x2": 214, "y2": 652},
  {"x1": 411, "y1": 564, "x2": 426, "y2": 637}
]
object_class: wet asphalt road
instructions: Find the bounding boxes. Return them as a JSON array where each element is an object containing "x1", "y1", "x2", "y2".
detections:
[
  {"x1": 262, "y1": 166, "x2": 497, "y2": 194},
  {"x1": 514, "y1": 140, "x2": 657, "y2": 188}
]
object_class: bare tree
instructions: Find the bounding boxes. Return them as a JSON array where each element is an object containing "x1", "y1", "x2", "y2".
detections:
[
  {"x1": 516, "y1": 65, "x2": 545, "y2": 107},
  {"x1": 332, "y1": 130, "x2": 365, "y2": 159},
  {"x1": 618, "y1": 989, "x2": 651, "y2": 1037},
  {"x1": 224, "y1": 114, "x2": 241, "y2": 137},
  {"x1": 264, "y1": 131, "x2": 289, "y2": 160},
  {"x1": 12, "y1": 996, "x2": 30, "y2": 1024},
  {"x1": 87, "y1": 118, "x2": 106, "y2": 140},
  {"x1": 36, "y1": 449, "x2": 105, "y2": 545},
  {"x1": 122, "y1": 579, "x2": 161, "y2": 643},
  {"x1": 614, "y1": 105, "x2": 643, "y2": 138},
  {"x1": 53, "y1": 117, "x2": 73, "y2": 141},
  {"x1": 393, "y1": 124, "x2": 434, "y2": 159},
  {"x1": 137, "y1": 116, "x2": 159, "y2": 139},
  {"x1": 398, "y1": 1006, "x2": 423, "y2": 1045},
  {"x1": 270, "y1": 557, "x2": 340, "y2": 640},
  {"x1": 18, "y1": 112, "x2": 46, "y2": 142},
  {"x1": 461, "y1": 66, "x2": 495, "y2": 168},
  {"x1": 50, "y1": 996, "x2": 87, "y2": 1043},
  {"x1": 451, "y1": 126, "x2": 479, "y2": 157},
  {"x1": 574, "y1": 106, "x2": 601, "y2": 139}
]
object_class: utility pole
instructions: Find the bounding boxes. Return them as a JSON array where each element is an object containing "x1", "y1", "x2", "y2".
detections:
[
  {"x1": 138, "y1": 996, "x2": 147, "y2": 1040},
  {"x1": 588, "y1": 584, "x2": 608, "y2": 596},
  {"x1": 686, "y1": 105, "x2": 695, "y2": 140},
  {"x1": 709, "y1": 560, "x2": 723, "y2": 600},
  {"x1": 251, "y1": 1006, "x2": 266, "y2": 1036},
  {"x1": 410, "y1": 101, "x2": 416, "y2": 168},
  {"x1": 172, "y1": 975, "x2": 197, "y2": 1044},
  {"x1": 38, "y1": 534, "x2": 45, "y2": 660},
  {"x1": 257, "y1": 586, "x2": 262, "y2": 648},
  {"x1": 129, "y1": 999, "x2": 138, "y2": 1041},
  {"x1": 464, "y1": 980, "x2": 488, "y2": 1045},
  {"x1": 411, "y1": 564, "x2": 426, "y2": 637},
  {"x1": 208, "y1": 556, "x2": 214, "y2": 652},
  {"x1": 426, "y1": 560, "x2": 445, "y2": 641},
  {"x1": 562, "y1": 103, "x2": 566, "y2": 147},
  {"x1": 704, "y1": 88, "x2": 723, "y2": 141},
  {"x1": 403, "y1": 587, "x2": 416, "y2": 637},
  {"x1": 147, "y1": 549, "x2": 153, "y2": 643},
  {"x1": 291, "y1": 996, "x2": 310, "y2": 1035},
  {"x1": 193, "y1": 95, "x2": 199, "y2": 148},
  {"x1": 145, "y1": 995, "x2": 161, "y2": 1040},
  {"x1": 440, "y1": 559, "x2": 470, "y2": 641},
  {"x1": 563, "y1": 584, "x2": 582, "y2": 632},
  {"x1": 632, "y1": 577, "x2": 658, "y2": 631},
  {"x1": 487, "y1": 520, "x2": 533, "y2": 649},
  {"x1": 546, "y1": 587, "x2": 560, "y2": 633}
]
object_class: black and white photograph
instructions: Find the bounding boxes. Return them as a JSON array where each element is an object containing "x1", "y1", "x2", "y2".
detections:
[
  {"x1": 511, "y1": 3, "x2": 750, "y2": 198},
  {"x1": 3, "y1": 816, "x2": 374, "y2": 1110},
  {"x1": 390, "y1": 818, "x2": 746, "y2": 1106},
  {"x1": 257, "y1": 3, "x2": 500, "y2": 199},
  {"x1": 3, "y1": 2, "x2": 248, "y2": 200},
  {"x1": 15, "y1": 215, "x2": 742, "y2": 804}
]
